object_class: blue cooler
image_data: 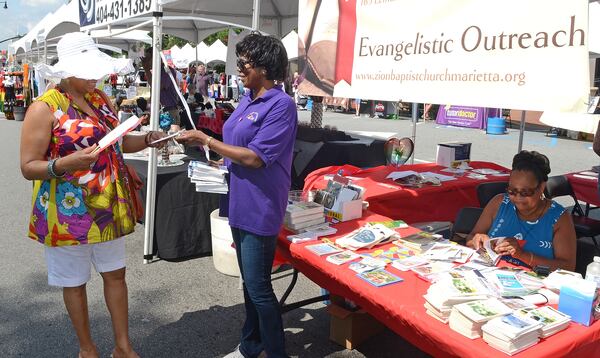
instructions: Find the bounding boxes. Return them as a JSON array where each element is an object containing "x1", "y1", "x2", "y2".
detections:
[{"x1": 486, "y1": 117, "x2": 506, "y2": 135}]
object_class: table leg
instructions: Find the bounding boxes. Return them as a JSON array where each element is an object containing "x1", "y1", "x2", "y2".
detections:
[{"x1": 279, "y1": 268, "x2": 329, "y2": 314}]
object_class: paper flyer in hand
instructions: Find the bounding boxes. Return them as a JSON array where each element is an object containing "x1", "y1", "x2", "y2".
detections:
[{"x1": 93, "y1": 115, "x2": 142, "y2": 154}]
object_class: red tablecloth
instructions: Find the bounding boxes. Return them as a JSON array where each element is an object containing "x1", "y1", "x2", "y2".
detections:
[
  {"x1": 196, "y1": 109, "x2": 227, "y2": 135},
  {"x1": 303, "y1": 161, "x2": 510, "y2": 223},
  {"x1": 567, "y1": 172, "x2": 600, "y2": 207},
  {"x1": 277, "y1": 212, "x2": 600, "y2": 358}
]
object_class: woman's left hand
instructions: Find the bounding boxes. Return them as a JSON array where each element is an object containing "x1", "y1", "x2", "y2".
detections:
[
  {"x1": 493, "y1": 238, "x2": 524, "y2": 258},
  {"x1": 176, "y1": 129, "x2": 209, "y2": 146}
]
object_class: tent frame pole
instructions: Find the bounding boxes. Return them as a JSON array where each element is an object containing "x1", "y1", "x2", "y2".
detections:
[
  {"x1": 411, "y1": 102, "x2": 418, "y2": 164},
  {"x1": 143, "y1": 6, "x2": 163, "y2": 264},
  {"x1": 518, "y1": 110, "x2": 526, "y2": 152}
]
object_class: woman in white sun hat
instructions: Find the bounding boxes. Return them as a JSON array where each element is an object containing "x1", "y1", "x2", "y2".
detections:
[{"x1": 20, "y1": 32, "x2": 165, "y2": 358}]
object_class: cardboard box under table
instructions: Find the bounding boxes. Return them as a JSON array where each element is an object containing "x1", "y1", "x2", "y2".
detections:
[{"x1": 327, "y1": 295, "x2": 385, "y2": 349}]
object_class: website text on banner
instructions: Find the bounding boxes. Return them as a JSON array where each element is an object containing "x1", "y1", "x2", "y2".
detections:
[
  {"x1": 297, "y1": 0, "x2": 590, "y2": 113},
  {"x1": 79, "y1": 0, "x2": 156, "y2": 30}
]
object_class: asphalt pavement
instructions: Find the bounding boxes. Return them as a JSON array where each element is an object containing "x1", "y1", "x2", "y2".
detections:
[{"x1": 1, "y1": 109, "x2": 597, "y2": 358}]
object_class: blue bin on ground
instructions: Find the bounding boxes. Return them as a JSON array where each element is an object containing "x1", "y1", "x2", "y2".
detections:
[{"x1": 486, "y1": 117, "x2": 506, "y2": 135}]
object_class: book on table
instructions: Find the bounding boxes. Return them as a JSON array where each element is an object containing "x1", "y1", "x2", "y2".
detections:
[
  {"x1": 393, "y1": 231, "x2": 447, "y2": 253},
  {"x1": 448, "y1": 298, "x2": 513, "y2": 339},
  {"x1": 284, "y1": 216, "x2": 326, "y2": 231},
  {"x1": 482, "y1": 331, "x2": 540, "y2": 356},
  {"x1": 357, "y1": 269, "x2": 403, "y2": 287},
  {"x1": 513, "y1": 306, "x2": 571, "y2": 338},
  {"x1": 485, "y1": 270, "x2": 531, "y2": 297},
  {"x1": 471, "y1": 237, "x2": 504, "y2": 267},
  {"x1": 336, "y1": 223, "x2": 398, "y2": 250},
  {"x1": 326, "y1": 250, "x2": 361, "y2": 265},
  {"x1": 304, "y1": 242, "x2": 342, "y2": 256}
]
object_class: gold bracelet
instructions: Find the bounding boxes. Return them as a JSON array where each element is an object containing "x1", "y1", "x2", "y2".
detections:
[{"x1": 206, "y1": 137, "x2": 214, "y2": 148}]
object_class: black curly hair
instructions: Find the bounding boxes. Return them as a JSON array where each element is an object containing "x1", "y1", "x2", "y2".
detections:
[
  {"x1": 512, "y1": 150, "x2": 551, "y2": 183},
  {"x1": 235, "y1": 32, "x2": 288, "y2": 82}
]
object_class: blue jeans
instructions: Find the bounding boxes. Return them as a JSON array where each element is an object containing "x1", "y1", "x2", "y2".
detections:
[{"x1": 231, "y1": 228, "x2": 287, "y2": 358}]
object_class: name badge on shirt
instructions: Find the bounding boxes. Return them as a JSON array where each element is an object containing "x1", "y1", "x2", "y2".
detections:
[{"x1": 245, "y1": 112, "x2": 259, "y2": 122}]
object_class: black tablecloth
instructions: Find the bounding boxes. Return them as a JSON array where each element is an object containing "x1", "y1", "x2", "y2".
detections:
[
  {"x1": 291, "y1": 127, "x2": 386, "y2": 189},
  {"x1": 127, "y1": 156, "x2": 221, "y2": 261}
]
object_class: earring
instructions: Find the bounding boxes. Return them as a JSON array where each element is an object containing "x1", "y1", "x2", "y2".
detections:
[{"x1": 262, "y1": 70, "x2": 267, "y2": 75}]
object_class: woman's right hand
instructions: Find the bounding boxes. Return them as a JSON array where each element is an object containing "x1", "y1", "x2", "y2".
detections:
[
  {"x1": 55, "y1": 145, "x2": 100, "y2": 174},
  {"x1": 471, "y1": 233, "x2": 491, "y2": 250}
]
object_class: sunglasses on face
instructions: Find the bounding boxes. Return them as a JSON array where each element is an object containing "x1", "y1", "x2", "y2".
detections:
[
  {"x1": 237, "y1": 58, "x2": 253, "y2": 71},
  {"x1": 506, "y1": 184, "x2": 540, "y2": 197}
]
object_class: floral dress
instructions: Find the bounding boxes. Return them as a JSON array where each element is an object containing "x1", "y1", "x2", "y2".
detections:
[{"x1": 28, "y1": 88, "x2": 136, "y2": 247}]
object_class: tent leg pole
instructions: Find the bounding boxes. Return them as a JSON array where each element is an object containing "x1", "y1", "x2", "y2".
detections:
[
  {"x1": 143, "y1": 7, "x2": 164, "y2": 264},
  {"x1": 252, "y1": 0, "x2": 261, "y2": 30},
  {"x1": 518, "y1": 110, "x2": 526, "y2": 153},
  {"x1": 411, "y1": 102, "x2": 418, "y2": 164}
]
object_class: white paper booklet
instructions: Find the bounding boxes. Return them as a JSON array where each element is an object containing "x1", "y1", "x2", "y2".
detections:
[{"x1": 94, "y1": 115, "x2": 142, "y2": 153}]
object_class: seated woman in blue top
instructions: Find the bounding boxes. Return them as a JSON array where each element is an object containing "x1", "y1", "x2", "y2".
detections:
[
  {"x1": 467, "y1": 151, "x2": 576, "y2": 271},
  {"x1": 178, "y1": 33, "x2": 296, "y2": 358}
]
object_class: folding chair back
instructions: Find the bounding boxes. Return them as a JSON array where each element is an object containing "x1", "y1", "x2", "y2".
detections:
[
  {"x1": 451, "y1": 207, "x2": 483, "y2": 245},
  {"x1": 476, "y1": 182, "x2": 508, "y2": 208}
]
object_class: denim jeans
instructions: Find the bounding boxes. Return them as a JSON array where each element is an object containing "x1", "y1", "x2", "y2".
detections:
[{"x1": 230, "y1": 227, "x2": 287, "y2": 358}]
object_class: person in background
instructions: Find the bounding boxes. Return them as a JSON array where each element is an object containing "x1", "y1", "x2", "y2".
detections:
[
  {"x1": 354, "y1": 98, "x2": 361, "y2": 117},
  {"x1": 467, "y1": 150, "x2": 576, "y2": 271},
  {"x1": 177, "y1": 33, "x2": 296, "y2": 358},
  {"x1": 194, "y1": 64, "x2": 212, "y2": 99},
  {"x1": 237, "y1": 77, "x2": 245, "y2": 101},
  {"x1": 141, "y1": 47, "x2": 181, "y2": 132},
  {"x1": 422, "y1": 103, "x2": 433, "y2": 121},
  {"x1": 592, "y1": 99, "x2": 600, "y2": 194},
  {"x1": 21, "y1": 32, "x2": 165, "y2": 358}
]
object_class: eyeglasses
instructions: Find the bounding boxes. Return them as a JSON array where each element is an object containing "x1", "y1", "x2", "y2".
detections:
[
  {"x1": 237, "y1": 58, "x2": 253, "y2": 71},
  {"x1": 506, "y1": 184, "x2": 540, "y2": 198}
]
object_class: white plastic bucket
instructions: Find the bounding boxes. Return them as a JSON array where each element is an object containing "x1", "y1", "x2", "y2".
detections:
[{"x1": 210, "y1": 209, "x2": 240, "y2": 277}]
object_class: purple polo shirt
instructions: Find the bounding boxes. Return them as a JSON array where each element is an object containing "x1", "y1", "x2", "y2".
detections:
[{"x1": 223, "y1": 85, "x2": 297, "y2": 236}]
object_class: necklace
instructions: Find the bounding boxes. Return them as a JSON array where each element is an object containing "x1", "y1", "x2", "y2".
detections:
[{"x1": 516, "y1": 199, "x2": 548, "y2": 224}]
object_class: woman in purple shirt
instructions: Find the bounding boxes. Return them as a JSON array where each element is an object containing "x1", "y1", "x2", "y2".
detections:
[{"x1": 178, "y1": 33, "x2": 296, "y2": 358}]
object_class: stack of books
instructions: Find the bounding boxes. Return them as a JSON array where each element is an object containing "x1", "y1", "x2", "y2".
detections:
[
  {"x1": 481, "y1": 313, "x2": 543, "y2": 355},
  {"x1": 423, "y1": 271, "x2": 490, "y2": 323},
  {"x1": 283, "y1": 201, "x2": 325, "y2": 233},
  {"x1": 188, "y1": 161, "x2": 228, "y2": 194},
  {"x1": 448, "y1": 298, "x2": 512, "y2": 339}
]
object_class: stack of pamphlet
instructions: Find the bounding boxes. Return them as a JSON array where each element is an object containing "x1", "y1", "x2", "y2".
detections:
[
  {"x1": 423, "y1": 271, "x2": 490, "y2": 323},
  {"x1": 187, "y1": 161, "x2": 228, "y2": 194},
  {"x1": 393, "y1": 231, "x2": 447, "y2": 253},
  {"x1": 284, "y1": 201, "x2": 325, "y2": 233},
  {"x1": 448, "y1": 298, "x2": 512, "y2": 339},
  {"x1": 485, "y1": 270, "x2": 531, "y2": 297},
  {"x1": 513, "y1": 307, "x2": 571, "y2": 338},
  {"x1": 482, "y1": 313, "x2": 543, "y2": 355},
  {"x1": 336, "y1": 223, "x2": 399, "y2": 250}
]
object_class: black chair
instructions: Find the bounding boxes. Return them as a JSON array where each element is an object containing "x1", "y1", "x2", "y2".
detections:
[
  {"x1": 545, "y1": 175, "x2": 600, "y2": 252},
  {"x1": 476, "y1": 181, "x2": 508, "y2": 208},
  {"x1": 451, "y1": 207, "x2": 483, "y2": 245}
]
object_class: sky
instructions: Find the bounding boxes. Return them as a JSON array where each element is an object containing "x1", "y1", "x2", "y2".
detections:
[{"x1": 0, "y1": 0, "x2": 66, "y2": 52}]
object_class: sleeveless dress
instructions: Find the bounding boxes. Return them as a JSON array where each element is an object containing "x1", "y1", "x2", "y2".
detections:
[
  {"x1": 488, "y1": 194, "x2": 565, "y2": 267},
  {"x1": 28, "y1": 88, "x2": 136, "y2": 247}
]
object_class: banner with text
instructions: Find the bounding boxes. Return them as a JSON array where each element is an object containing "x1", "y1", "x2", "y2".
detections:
[
  {"x1": 297, "y1": 0, "x2": 590, "y2": 112},
  {"x1": 79, "y1": 0, "x2": 156, "y2": 30}
]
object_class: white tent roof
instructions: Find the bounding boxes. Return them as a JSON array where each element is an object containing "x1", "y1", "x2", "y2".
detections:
[{"x1": 104, "y1": 0, "x2": 298, "y2": 42}]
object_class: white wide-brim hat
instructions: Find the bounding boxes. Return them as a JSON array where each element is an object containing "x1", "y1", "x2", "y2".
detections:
[{"x1": 36, "y1": 32, "x2": 134, "y2": 81}]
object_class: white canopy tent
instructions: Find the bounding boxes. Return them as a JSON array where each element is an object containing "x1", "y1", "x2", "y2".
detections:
[
  {"x1": 169, "y1": 40, "x2": 228, "y2": 68},
  {"x1": 281, "y1": 30, "x2": 298, "y2": 60}
]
